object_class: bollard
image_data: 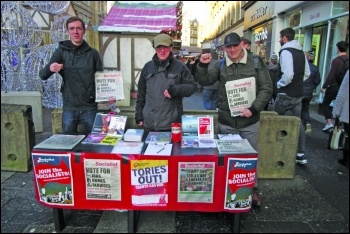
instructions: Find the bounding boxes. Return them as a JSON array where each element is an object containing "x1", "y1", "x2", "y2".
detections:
[
  {"x1": 258, "y1": 111, "x2": 301, "y2": 179},
  {"x1": 1, "y1": 104, "x2": 35, "y2": 172}
]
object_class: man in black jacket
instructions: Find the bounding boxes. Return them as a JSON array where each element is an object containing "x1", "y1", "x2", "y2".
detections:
[
  {"x1": 39, "y1": 16, "x2": 103, "y2": 135},
  {"x1": 302, "y1": 50, "x2": 321, "y2": 135},
  {"x1": 274, "y1": 27, "x2": 311, "y2": 165}
]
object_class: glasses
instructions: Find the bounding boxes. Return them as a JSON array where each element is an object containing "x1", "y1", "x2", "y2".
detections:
[{"x1": 155, "y1": 46, "x2": 171, "y2": 51}]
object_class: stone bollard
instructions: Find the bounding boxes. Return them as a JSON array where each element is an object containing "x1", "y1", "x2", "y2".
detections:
[
  {"x1": 258, "y1": 111, "x2": 301, "y2": 179},
  {"x1": 1, "y1": 104, "x2": 35, "y2": 172}
]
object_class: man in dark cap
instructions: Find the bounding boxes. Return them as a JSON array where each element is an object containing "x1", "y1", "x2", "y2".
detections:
[
  {"x1": 196, "y1": 32, "x2": 273, "y2": 207},
  {"x1": 320, "y1": 40, "x2": 349, "y2": 132},
  {"x1": 135, "y1": 34, "x2": 197, "y2": 135}
]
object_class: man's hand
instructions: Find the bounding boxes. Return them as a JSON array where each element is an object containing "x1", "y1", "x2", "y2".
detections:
[
  {"x1": 320, "y1": 88, "x2": 326, "y2": 93},
  {"x1": 164, "y1": 89, "x2": 171, "y2": 98},
  {"x1": 50, "y1": 62, "x2": 64, "y2": 73},
  {"x1": 199, "y1": 53, "x2": 212, "y2": 64},
  {"x1": 240, "y1": 108, "x2": 252, "y2": 118}
]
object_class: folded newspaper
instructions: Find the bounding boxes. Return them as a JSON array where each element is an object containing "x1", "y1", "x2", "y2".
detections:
[{"x1": 225, "y1": 77, "x2": 256, "y2": 117}]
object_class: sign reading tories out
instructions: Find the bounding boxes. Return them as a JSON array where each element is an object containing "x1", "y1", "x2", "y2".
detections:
[{"x1": 95, "y1": 71, "x2": 125, "y2": 102}]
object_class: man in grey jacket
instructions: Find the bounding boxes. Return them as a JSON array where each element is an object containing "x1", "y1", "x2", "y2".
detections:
[
  {"x1": 39, "y1": 16, "x2": 103, "y2": 135},
  {"x1": 135, "y1": 34, "x2": 197, "y2": 133},
  {"x1": 196, "y1": 32, "x2": 273, "y2": 207}
]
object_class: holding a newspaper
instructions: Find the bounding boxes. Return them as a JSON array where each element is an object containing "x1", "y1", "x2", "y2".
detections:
[{"x1": 196, "y1": 32, "x2": 272, "y2": 208}]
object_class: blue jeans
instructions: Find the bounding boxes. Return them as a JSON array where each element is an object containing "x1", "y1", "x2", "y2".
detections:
[
  {"x1": 62, "y1": 110, "x2": 98, "y2": 135},
  {"x1": 202, "y1": 89, "x2": 219, "y2": 110},
  {"x1": 273, "y1": 94, "x2": 305, "y2": 154}
]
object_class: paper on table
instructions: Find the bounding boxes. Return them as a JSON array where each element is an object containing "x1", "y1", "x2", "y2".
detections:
[{"x1": 144, "y1": 143, "x2": 173, "y2": 156}]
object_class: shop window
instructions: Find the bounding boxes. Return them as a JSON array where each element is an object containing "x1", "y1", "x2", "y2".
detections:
[{"x1": 332, "y1": 2, "x2": 349, "y2": 16}]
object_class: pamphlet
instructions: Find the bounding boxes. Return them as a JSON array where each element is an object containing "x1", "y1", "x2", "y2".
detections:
[
  {"x1": 145, "y1": 132, "x2": 171, "y2": 144},
  {"x1": 215, "y1": 139, "x2": 257, "y2": 154},
  {"x1": 34, "y1": 134, "x2": 85, "y2": 150}
]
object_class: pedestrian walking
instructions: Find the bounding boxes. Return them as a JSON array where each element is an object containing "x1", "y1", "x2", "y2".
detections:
[
  {"x1": 302, "y1": 50, "x2": 321, "y2": 135},
  {"x1": 332, "y1": 70, "x2": 349, "y2": 168},
  {"x1": 273, "y1": 27, "x2": 311, "y2": 165},
  {"x1": 320, "y1": 41, "x2": 349, "y2": 132},
  {"x1": 202, "y1": 50, "x2": 219, "y2": 110}
]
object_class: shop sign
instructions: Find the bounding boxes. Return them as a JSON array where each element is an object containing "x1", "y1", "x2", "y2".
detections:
[{"x1": 254, "y1": 28, "x2": 268, "y2": 43}]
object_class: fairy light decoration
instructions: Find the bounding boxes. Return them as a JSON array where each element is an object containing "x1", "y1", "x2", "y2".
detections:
[{"x1": 27, "y1": 1, "x2": 70, "y2": 15}]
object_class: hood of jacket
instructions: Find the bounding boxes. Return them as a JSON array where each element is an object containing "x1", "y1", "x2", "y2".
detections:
[
  {"x1": 280, "y1": 40, "x2": 303, "y2": 51},
  {"x1": 59, "y1": 40, "x2": 91, "y2": 52}
]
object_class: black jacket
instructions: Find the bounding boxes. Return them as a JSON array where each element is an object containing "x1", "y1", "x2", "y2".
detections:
[
  {"x1": 135, "y1": 53, "x2": 197, "y2": 131},
  {"x1": 39, "y1": 40, "x2": 103, "y2": 110},
  {"x1": 303, "y1": 62, "x2": 321, "y2": 100}
]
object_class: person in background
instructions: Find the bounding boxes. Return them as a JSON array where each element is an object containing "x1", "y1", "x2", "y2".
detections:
[
  {"x1": 320, "y1": 41, "x2": 349, "y2": 132},
  {"x1": 135, "y1": 34, "x2": 197, "y2": 134},
  {"x1": 242, "y1": 38, "x2": 252, "y2": 54},
  {"x1": 332, "y1": 70, "x2": 349, "y2": 168},
  {"x1": 258, "y1": 47, "x2": 269, "y2": 65},
  {"x1": 196, "y1": 32, "x2": 273, "y2": 207},
  {"x1": 186, "y1": 56, "x2": 199, "y2": 88},
  {"x1": 202, "y1": 50, "x2": 220, "y2": 110},
  {"x1": 302, "y1": 50, "x2": 321, "y2": 135},
  {"x1": 274, "y1": 27, "x2": 311, "y2": 165},
  {"x1": 39, "y1": 16, "x2": 103, "y2": 135},
  {"x1": 264, "y1": 52, "x2": 279, "y2": 110}
]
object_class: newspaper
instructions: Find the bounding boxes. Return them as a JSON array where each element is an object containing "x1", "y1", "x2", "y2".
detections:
[
  {"x1": 178, "y1": 162, "x2": 215, "y2": 203},
  {"x1": 84, "y1": 159, "x2": 121, "y2": 200},
  {"x1": 95, "y1": 71, "x2": 125, "y2": 102},
  {"x1": 225, "y1": 77, "x2": 256, "y2": 117}
]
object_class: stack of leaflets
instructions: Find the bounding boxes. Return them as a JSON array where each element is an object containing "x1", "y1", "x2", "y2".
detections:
[
  {"x1": 215, "y1": 139, "x2": 257, "y2": 154},
  {"x1": 123, "y1": 129, "x2": 144, "y2": 142},
  {"x1": 181, "y1": 115, "x2": 216, "y2": 148},
  {"x1": 144, "y1": 143, "x2": 173, "y2": 156},
  {"x1": 34, "y1": 134, "x2": 85, "y2": 150},
  {"x1": 145, "y1": 132, "x2": 171, "y2": 144},
  {"x1": 217, "y1": 134, "x2": 243, "y2": 140},
  {"x1": 81, "y1": 113, "x2": 127, "y2": 146},
  {"x1": 111, "y1": 140, "x2": 144, "y2": 154}
]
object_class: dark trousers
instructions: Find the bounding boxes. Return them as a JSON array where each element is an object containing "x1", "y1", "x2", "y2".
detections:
[
  {"x1": 301, "y1": 99, "x2": 311, "y2": 126},
  {"x1": 322, "y1": 86, "x2": 339, "y2": 120}
]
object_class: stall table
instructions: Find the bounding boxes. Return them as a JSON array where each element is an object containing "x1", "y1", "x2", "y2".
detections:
[{"x1": 31, "y1": 142, "x2": 258, "y2": 233}]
